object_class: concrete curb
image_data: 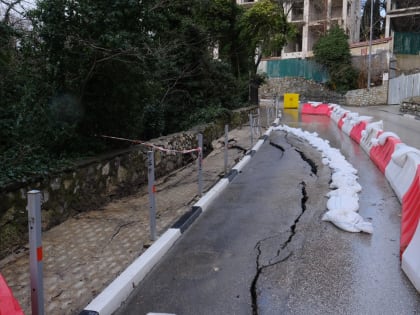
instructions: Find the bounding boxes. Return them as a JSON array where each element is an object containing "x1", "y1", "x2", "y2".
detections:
[
  {"x1": 79, "y1": 228, "x2": 181, "y2": 315},
  {"x1": 79, "y1": 117, "x2": 280, "y2": 315}
]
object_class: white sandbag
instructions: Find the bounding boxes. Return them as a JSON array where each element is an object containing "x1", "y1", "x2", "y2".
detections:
[
  {"x1": 322, "y1": 210, "x2": 373, "y2": 234},
  {"x1": 274, "y1": 124, "x2": 372, "y2": 235},
  {"x1": 327, "y1": 195, "x2": 359, "y2": 212}
]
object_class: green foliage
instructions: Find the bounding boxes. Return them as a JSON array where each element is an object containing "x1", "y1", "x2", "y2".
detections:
[
  {"x1": 313, "y1": 26, "x2": 358, "y2": 92},
  {"x1": 239, "y1": 0, "x2": 296, "y2": 103},
  {"x1": 0, "y1": 0, "x2": 255, "y2": 187},
  {"x1": 240, "y1": 0, "x2": 295, "y2": 60}
]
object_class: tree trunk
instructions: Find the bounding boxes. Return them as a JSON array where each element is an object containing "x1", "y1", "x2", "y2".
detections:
[{"x1": 249, "y1": 80, "x2": 259, "y2": 105}]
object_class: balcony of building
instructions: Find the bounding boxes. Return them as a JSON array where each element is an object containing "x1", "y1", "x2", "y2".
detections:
[
  {"x1": 331, "y1": 0, "x2": 344, "y2": 19},
  {"x1": 290, "y1": 0, "x2": 304, "y2": 22},
  {"x1": 308, "y1": 0, "x2": 328, "y2": 23},
  {"x1": 237, "y1": 0, "x2": 258, "y2": 6}
]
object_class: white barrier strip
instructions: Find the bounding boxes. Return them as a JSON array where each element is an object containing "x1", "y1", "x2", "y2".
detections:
[
  {"x1": 193, "y1": 179, "x2": 229, "y2": 212},
  {"x1": 83, "y1": 228, "x2": 181, "y2": 315}
]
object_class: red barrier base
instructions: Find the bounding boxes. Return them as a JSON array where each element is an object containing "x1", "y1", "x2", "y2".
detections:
[
  {"x1": 337, "y1": 113, "x2": 347, "y2": 129},
  {"x1": 0, "y1": 274, "x2": 24, "y2": 315},
  {"x1": 369, "y1": 136, "x2": 401, "y2": 173},
  {"x1": 301, "y1": 103, "x2": 331, "y2": 116},
  {"x1": 401, "y1": 166, "x2": 420, "y2": 257},
  {"x1": 350, "y1": 121, "x2": 368, "y2": 144}
]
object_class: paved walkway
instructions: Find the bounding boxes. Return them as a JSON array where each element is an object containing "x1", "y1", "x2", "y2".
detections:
[{"x1": 0, "y1": 122, "x2": 269, "y2": 315}]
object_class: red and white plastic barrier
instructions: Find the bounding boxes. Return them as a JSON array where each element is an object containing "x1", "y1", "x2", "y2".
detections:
[
  {"x1": 360, "y1": 121, "x2": 383, "y2": 155},
  {"x1": 402, "y1": 218, "x2": 420, "y2": 292},
  {"x1": 292, "y1": 101, "x2": 420, "y2": 292},
  {"x1": 330, "y1": 106, "x2": 349, "y2": 125},
  {"x1": 348, "y1": 116, "x2": 372, "y2": 143},
  {"x1": 342, "y1": 114, "x2": 373, "y2": 138},
  {"x1": 0, "y1": 273, "x2": 24, "y2": 315},
  {"x1": 369, "y1": 132, "x2": 401, "y2": 174},
  {"x1": 341, "y1": 112, "x2": 359, "y2": 135},
  {"x1": 385, "y1": 144, "x2": 420, "y2": 202},
  {"x1": 337, "y1": 112, "x2": 348, "y2": 130},
  {"x1": 301, "y1": 102, "x2": 332, "y2": 116},
  {"x1": 400, "y1": 165, "x2": 420, "y2": 256}
]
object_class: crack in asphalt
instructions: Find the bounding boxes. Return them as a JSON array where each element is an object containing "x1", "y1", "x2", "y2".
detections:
[
  {"x1": 295, "y1": 149, "x2": 318, "y2": 176},
  {"x1": 281, "y1": 132, "x2": 318, "y2": 176},
  {"x1": 250, "y1": 181, "x2": 308, "y2": 315},
  {"x1": 277, "y1": 181, "x2": 308, "y2": 254},
  {"x1": 269, "y1": 140, "x2": 285, "y2": 152}
]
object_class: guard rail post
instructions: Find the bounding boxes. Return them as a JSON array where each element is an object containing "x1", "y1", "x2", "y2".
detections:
[{"x1": 27, "y1": 190, "x2": 45, "y2": 315}]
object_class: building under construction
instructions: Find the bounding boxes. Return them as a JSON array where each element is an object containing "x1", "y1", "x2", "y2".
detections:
[{"x1": 237, "y1": 0, "x2": 361, "y2": 59}]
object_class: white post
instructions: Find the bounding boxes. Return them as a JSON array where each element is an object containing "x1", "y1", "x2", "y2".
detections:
[
  {"x1": 27, "y1": 190, "x2": 45, "y2": 315},
  {"x1": 367, "y1": 0, "x2": 374, "y2": 90},
  {"x1": 224, "y1": 125, "x2": 229, "y2": 175},
  {"x1": 249, "y1": 114, "x2": 254, "y2": 147},
  {"x1": 198, "y1": 134, "x2": 203, "y2": 196},
  {"x1": 147, "y1": 151, "x2": 157, "y2": 241}
]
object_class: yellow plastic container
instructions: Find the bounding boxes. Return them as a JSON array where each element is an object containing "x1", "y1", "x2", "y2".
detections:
[{"x1": 284, "y1": 93, "x2": 299, "y2": 109}]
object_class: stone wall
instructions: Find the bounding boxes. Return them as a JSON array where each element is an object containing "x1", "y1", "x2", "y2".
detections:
[
  {"x1": 261, "y1": 77, "x2": 389, "y2": 106},
  {"x1": 400, "y1": 96, "x2": 420, "y2": 117},
  {"x1": 259, "y1": 77, "x2": 345, "y2": 104},
  {"x1": 344, "y1": 84, "x2": 388, "y2": 106},
  {"x1": 0, "y1": 107, "x2": 254, "y2": 259}
]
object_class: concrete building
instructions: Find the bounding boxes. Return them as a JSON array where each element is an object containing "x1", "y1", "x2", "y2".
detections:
[
  {"x1": 385, "y1": 0, "x2": 420, "y2": 38},
  {"x1": 283, "y1": 0, "x2": 360, "y2": 59},
  {"x1": 237, "y1": 0, "x2": 361, "y2": 59},
  {"x1": 384, "y1": 0, "x2": 420, "y2": 74}
]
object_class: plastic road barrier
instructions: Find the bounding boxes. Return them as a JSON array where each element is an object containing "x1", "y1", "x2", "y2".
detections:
[
  {"x1": 337, "y1": 112, "x2": 347, "y2": 130},
  {"x1": 400, "y1": 165, "x2": 420, "y2": 256},
  {"x1": 0, "y1": 273, "x2": 24, "y2": 315},
  {"x1": 385, "y1": 144, "x2": 420, "y2": 202},
  {"x1": 360, "y1": 121, "x2": 383, "y2": 155},
  {"x1": 402, "y1": 219, "x2": 420, "y2": 292},
  {"x1": 369, "y1": 132, "x2": 402, "y2": 174},
  {"x1": 301, "y1": 103, "x2": 331, "y2": 116},
  {"x1": 350, "y1": 120, "x2": 369, "y2": 144},
  {"x1": 284, "y1": 93, "x2": 299, "y2": 109},
  {"x1": 341, "y1": 113, "x2": 360, "y2": 135},
  {"x1": 330, "y1": 107, "x2": 349, "y2": 124}
]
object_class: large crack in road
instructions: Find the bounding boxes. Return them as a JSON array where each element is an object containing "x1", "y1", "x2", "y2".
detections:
[
  {"x1": 250, "y1": 181, "x2": 308, "y2": 315},
  {"x1": 251, "y1": 134, "x2": 316, "y2": 315}
]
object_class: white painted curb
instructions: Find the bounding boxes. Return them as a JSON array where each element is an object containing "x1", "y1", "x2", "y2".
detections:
[
  {"x1": 252, "y1": 139, "x2": 265, "y2": 152},
  {"x1": 194, "y1": 178, "x2": 229, "y2": 212},
  {"x1": 232, "y1": 155, "x2": 252, "y2": 173},
  {"x1": 84, "y1": 228, "x2": 181, "y2": 315}
]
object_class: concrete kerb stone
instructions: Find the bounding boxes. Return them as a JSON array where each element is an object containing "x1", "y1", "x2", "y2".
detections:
[
  {"x1": 79, "y1": 228, "x2": 181, "y2": 315},
  {"x1": 78, "y1": 117, "x2": 279, "y2": 315}
]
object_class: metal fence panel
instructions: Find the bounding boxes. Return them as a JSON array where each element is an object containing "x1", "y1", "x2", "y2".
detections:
[
  {"x1": 394, "y1": 32, "x2": 420, "y2": 55},
  {"x1": 388, "y1": 73, "x2": 420, "y2": 104},
  {"x1": 266, "y1": 59, "x2": 329, "y2": 82}
]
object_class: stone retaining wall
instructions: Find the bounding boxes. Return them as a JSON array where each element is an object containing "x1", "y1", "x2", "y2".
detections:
[
  {"x1": 259, "y1": 77, "x2": 345, "y2": 104},
  {"x1": 261, "y1": 77, "x2": 389, "y2": 106},
  {"x1": 344, "y1": 84, "x2": 388, "y2": 106},
  {"x1": 0, "y1": 107, "x2": 254, "y2": 259},
  {"x1": 400, "y1": 96, "x2": 420, "y2": 117}
]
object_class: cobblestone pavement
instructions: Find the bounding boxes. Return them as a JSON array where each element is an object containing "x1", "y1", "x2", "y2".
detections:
[{"x1": 0, "y1": 119, "x2": 272, "y2": 315}]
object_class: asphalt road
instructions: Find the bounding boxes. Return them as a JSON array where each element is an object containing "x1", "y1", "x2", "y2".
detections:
[{"x1": 116, "y1": 110, "x2": 420, "y2": 315}]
